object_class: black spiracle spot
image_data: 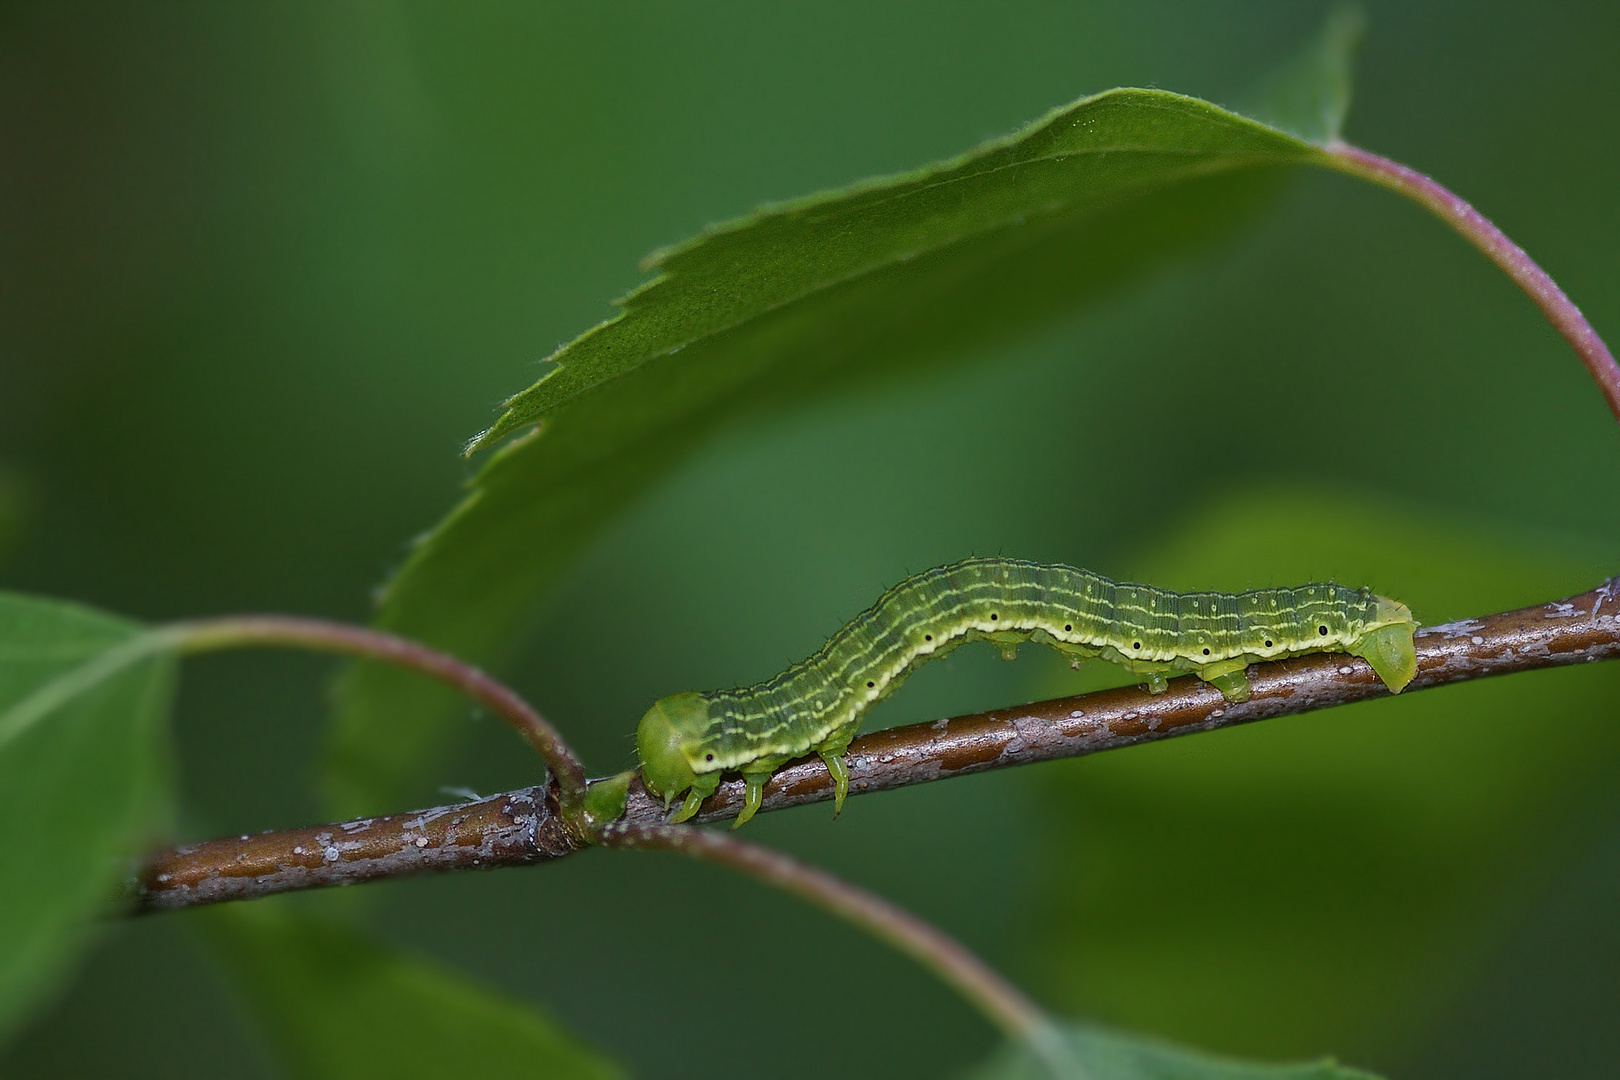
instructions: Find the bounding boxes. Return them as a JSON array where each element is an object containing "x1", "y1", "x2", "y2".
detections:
[
  {"x1": 1264, "y1": 639, "x2": 1273, "y2": 648},
  {"x1": 1132, "y1": 641, "x2": 1141, "y2": 650},
  {"x1": 866, "y1": 680, "x2": 876, "y2": 688},
  {"x1": 989, "y1": 612, "x2": 998, "y2": 621},
  {"x1": 924, "y1": 633, "x2": 933, "y2": 641},
  {"x1": 1202, "y1": 648, "x2": 1210, "y2": 655},
  {"x1": 1064, "y1": 624, "x2": 1072, "y2": 632},
  {"x1": 1318, "y1": 625, "x2": 1329, "y2": 636},
  {"x1": 704, "y1": 753, "x2": 714, "y2": 762}
]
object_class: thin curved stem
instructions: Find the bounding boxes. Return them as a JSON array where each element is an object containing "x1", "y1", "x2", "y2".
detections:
[
  {"x1": 167, "y1": 615, "x2": 587, "y2": 814},
  {"x1": 1324, "y1": 141, "x2": 1620, "y2": 428},
  {"x1": 598, "y1": 821, "x2": 1048, "y2": 1042}
]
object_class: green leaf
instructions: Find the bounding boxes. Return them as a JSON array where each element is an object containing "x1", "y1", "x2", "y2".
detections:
[
  {"x1": 202, "y1": 905, "x2": 624, "y2": 1080},
  {"x1": 1028, "y1": 489, "x2": 1620, "y2": 1059},
  {"x1": 0, "y1": 594, "x2": 175, "y2": 1045},
  {"x1": 469, "y1": 94, "x2": 1324, "y2": 455},
  {"x1": 326, "y1": 18, "x2": 1360, "y2": 815},
  {"x1": 969, "y1": 1022, "x2": 1380, "y2": 1080}
]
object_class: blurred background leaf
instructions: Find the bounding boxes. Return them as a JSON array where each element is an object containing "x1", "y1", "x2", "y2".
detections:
[
  {"x1": 969, "y1": 1021, "x2": 1380, "y2": 1080},
  {"x1": 0, "y1": 595, "x2": 174, "y2": 1044},
  {"x1": 1, "y1": 3, "x2": 1617, "y2": 1078},
  {"x1": 1230, "y1": 5, "x2": 1361, "y2": 143},
  {"x1": 1027, "y1": 490, "x2": 1620, "y2": 1063},
  {"x1": 201, "y1": 904, "x2": 623, "y2": 1080}
]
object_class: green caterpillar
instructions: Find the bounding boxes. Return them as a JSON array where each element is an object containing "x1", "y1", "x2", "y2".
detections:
[{"x1": 636, "y1": 557, "x2": 1417, "y2": 826}]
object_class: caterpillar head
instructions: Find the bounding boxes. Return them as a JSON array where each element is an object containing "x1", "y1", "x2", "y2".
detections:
[
  {"x1": 1351, "y1": 595, "x2": 1419, "y2": 693},
  {"x1": 635, "y1": 691, "x2": 710, "y2": 805}
]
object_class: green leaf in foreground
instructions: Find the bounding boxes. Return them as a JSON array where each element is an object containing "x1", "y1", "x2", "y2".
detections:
[
  {"x1": 969, "y1": 1022, "x2": 1380, "y2": 1080},
  {"x1": 0, "y1": 594, "x2": 175, "y2": 1045},
  {"x1": 1029, "y1": 488, "x2": 1620, "y2": 1059},
  {"x1": 327, "y1": 17, "x2": 1360, "y2": 816},
  {"x1": 202, "y1": 905, "x2": 623, "y2": 1080}
]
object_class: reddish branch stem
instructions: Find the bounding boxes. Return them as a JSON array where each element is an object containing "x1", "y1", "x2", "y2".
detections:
[
  {"x1": 1325, "y1": 142, "x2": 1620, "y2": 427},
  {"x1": 169, "y1": 615, "x2": 587, "y2": 812},
  {"x1": 132, "y1": 579, "x2": 1620, "y2": 913}
]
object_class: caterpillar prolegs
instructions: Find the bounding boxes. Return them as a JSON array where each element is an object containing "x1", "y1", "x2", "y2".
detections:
[{"x1": 635, "y1": 557, "x2": 1417, "y2": 827}]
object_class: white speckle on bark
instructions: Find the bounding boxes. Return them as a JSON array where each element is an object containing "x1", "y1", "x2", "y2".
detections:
[{"x1": 1422, "y1": 618, "x2": 1484, "y2": 639}]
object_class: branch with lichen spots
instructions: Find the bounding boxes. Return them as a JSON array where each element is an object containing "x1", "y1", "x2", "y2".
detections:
[{"x1": 132, "y1": 579, "x2": 1620, "y2": 913}]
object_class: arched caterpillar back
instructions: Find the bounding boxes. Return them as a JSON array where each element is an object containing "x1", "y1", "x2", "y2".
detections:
[{"x1": 636, "y1": 557, "x2": 1416, "y2": 826}]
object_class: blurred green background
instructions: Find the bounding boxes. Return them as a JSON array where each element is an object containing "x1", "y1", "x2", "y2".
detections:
[{"x1": 2, "y1": 2, "x2": 1617, "y2": 1078}]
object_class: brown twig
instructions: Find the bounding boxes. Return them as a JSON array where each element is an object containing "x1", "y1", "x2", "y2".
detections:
[{"x1": 132, "y1": 580, "x2": 1620, "y2": 912}]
